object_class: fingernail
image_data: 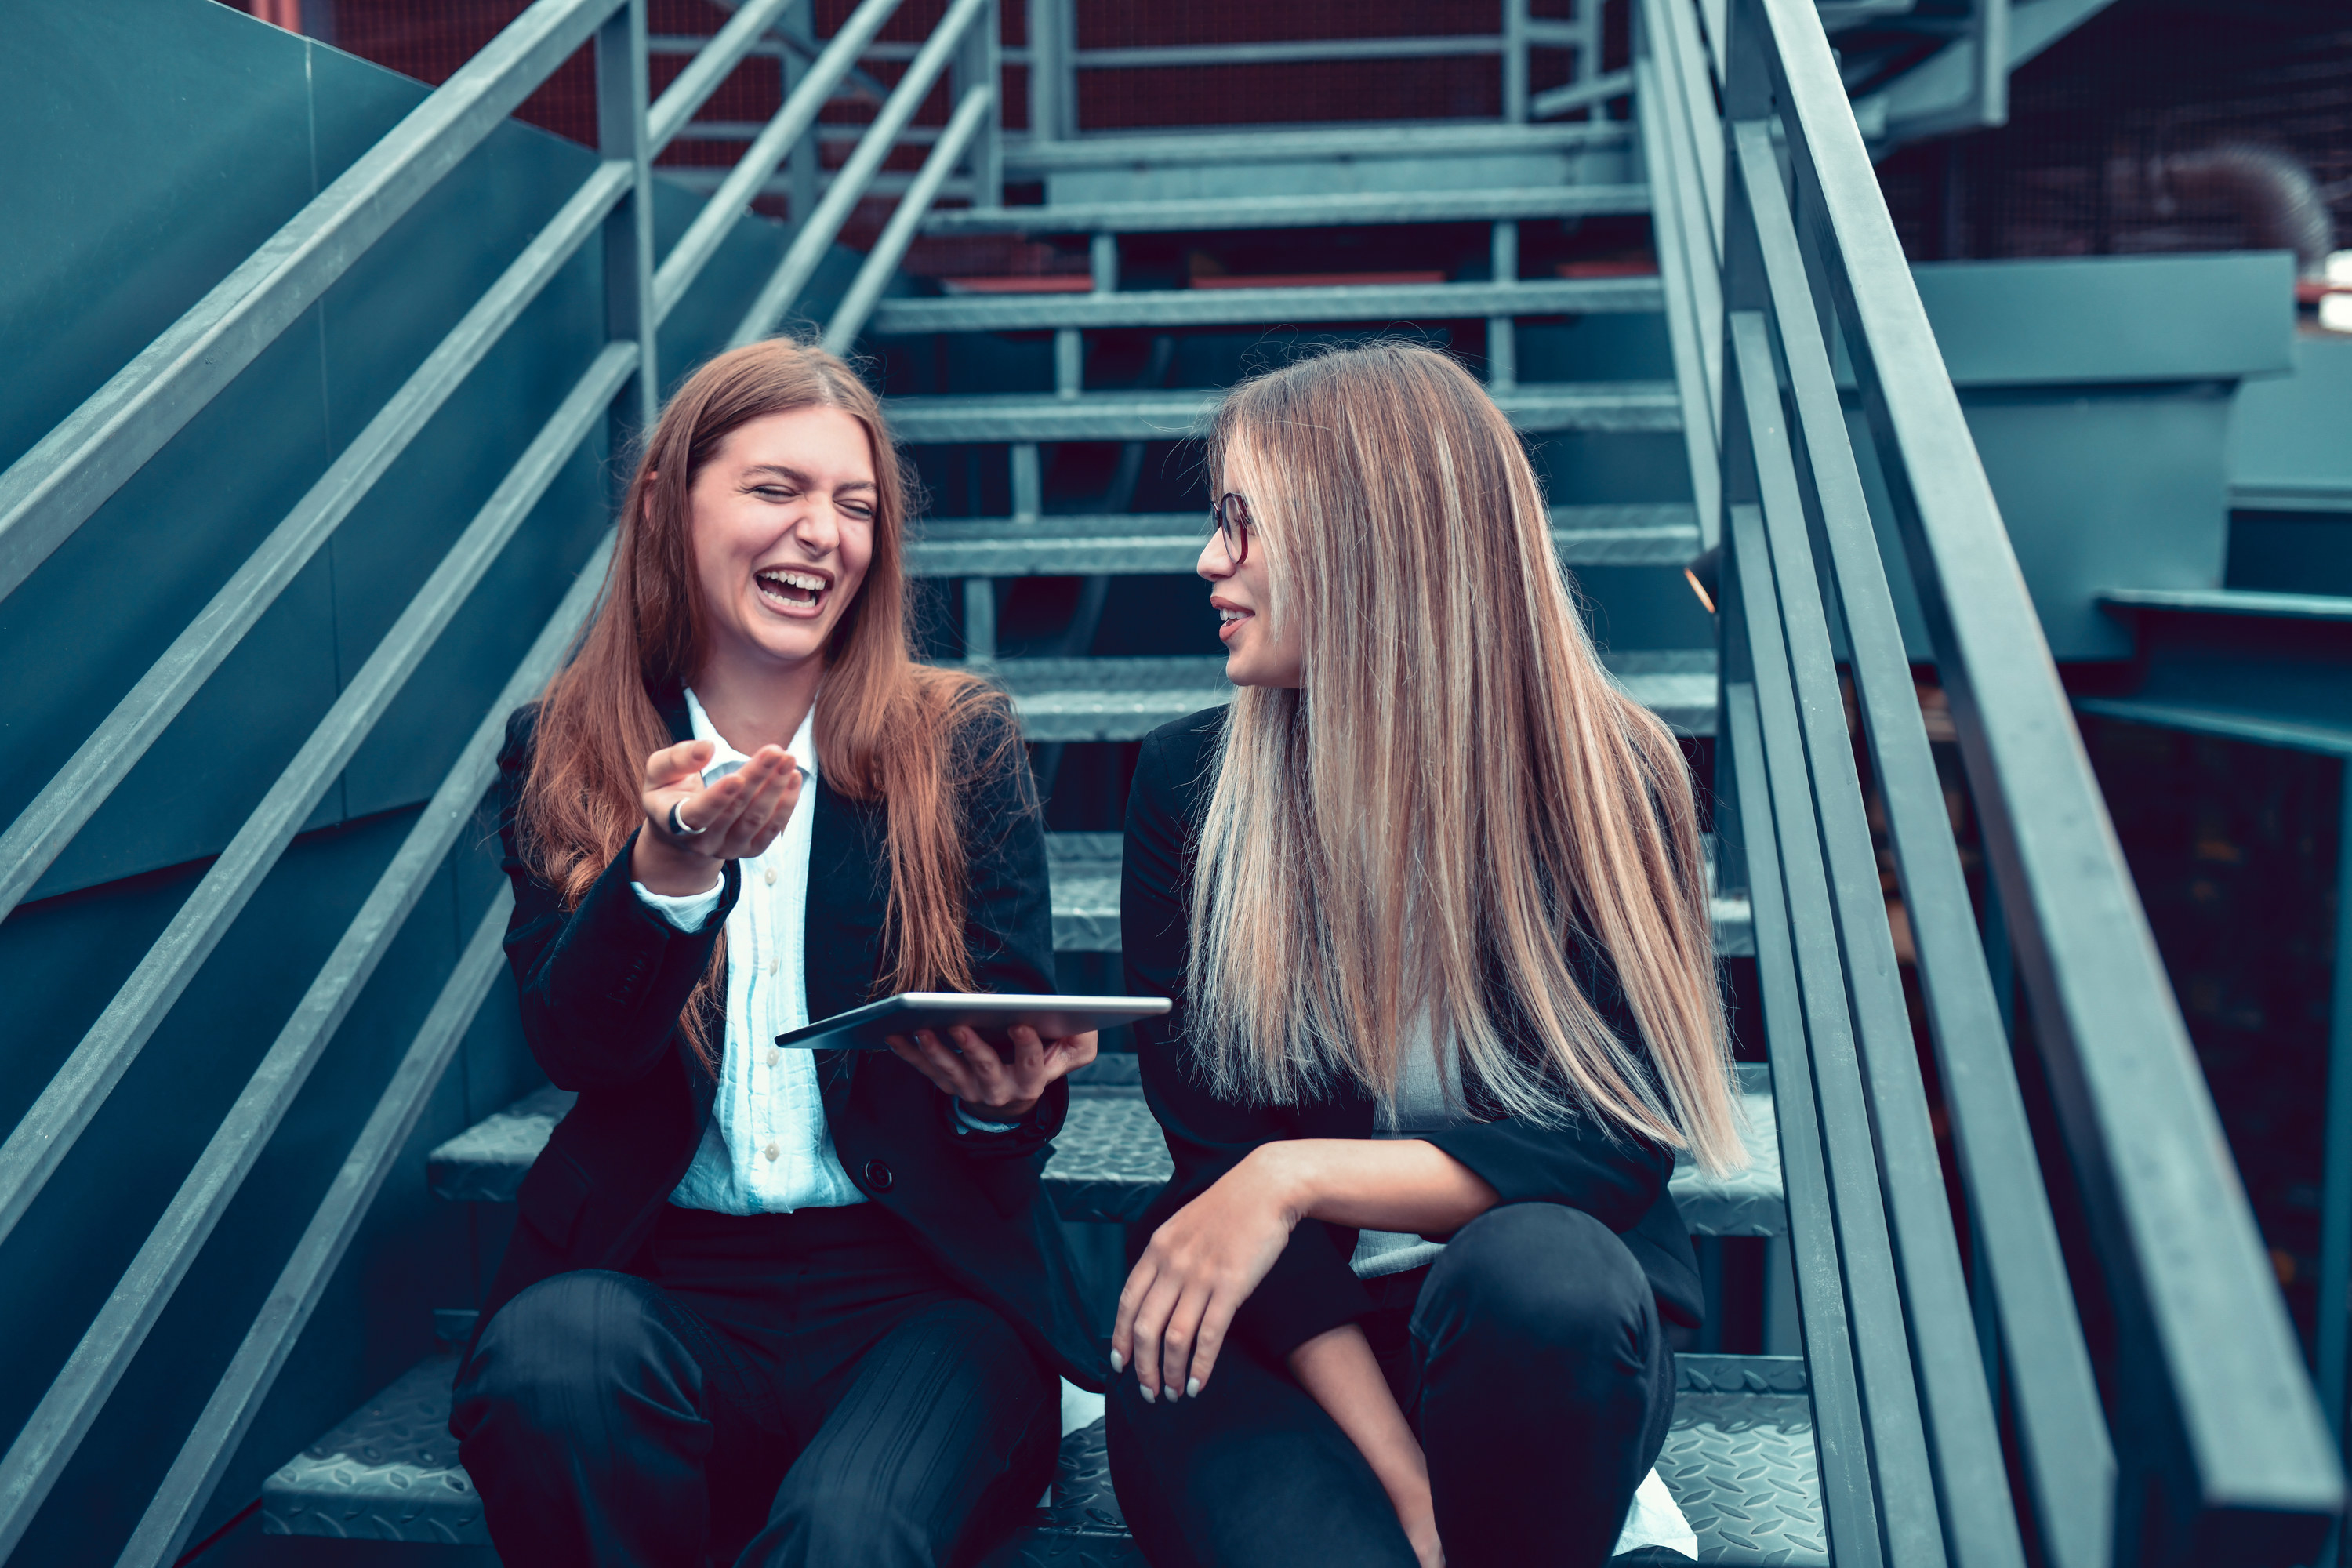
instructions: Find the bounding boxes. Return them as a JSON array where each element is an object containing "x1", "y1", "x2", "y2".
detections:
[
  {"x1": 1109, "y1": 1350, "x2": 1123, "y2": 1373},
  {"x1": 1186, "y1": 1377, "x2": 1201, "y2": 1398}
]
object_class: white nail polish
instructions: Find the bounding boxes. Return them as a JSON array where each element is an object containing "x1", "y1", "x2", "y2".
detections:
[
  {"x1": 1109, "y1": 1350, "x2": 1124, "y2": 1374},
  {"x1": 1187, "y1": 1378, "x2": 1201, "y2": 1398}
]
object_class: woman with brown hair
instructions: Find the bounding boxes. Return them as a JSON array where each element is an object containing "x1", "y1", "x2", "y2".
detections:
[
  {"x1": 1109, "y1": 342, "x2": 1742, "y2": 1567},
  {"x1": 449, "y1": 339, "x2": 1102, "y2": 1568}
]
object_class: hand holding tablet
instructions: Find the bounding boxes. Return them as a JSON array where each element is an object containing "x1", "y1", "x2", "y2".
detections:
[{"x1": 776, "y1": 993, "x2": 1173, "y2": 1122}]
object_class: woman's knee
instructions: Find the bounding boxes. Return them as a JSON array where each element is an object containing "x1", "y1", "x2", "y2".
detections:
[
  {"x1": 1419, "y1": 1203, "x2": 1651, "y2": 1352},
  {"x1": 455, "y1": 1271, "x2": 687, "y2": 1436}
]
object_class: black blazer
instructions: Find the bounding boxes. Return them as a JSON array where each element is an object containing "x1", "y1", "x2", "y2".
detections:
[
  {"x1": 475, "y1": 683, "x2": 1104, "y2": 1389},
  {"x1": 1120, "y1": 706, "x2": 1703, "y2": 1364}
]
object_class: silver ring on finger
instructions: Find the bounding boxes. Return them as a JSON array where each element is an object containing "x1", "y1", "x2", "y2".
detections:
[{"x1": 667, "y1": 799, "x2": 709, "y2": 837}]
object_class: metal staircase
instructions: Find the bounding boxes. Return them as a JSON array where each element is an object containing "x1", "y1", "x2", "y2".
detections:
[{"x1": 0, "y1": 0, "x2": 2339, "y2": 1564}]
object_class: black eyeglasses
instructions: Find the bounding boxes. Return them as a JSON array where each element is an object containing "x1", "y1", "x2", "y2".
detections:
[{"x1": 1212, "y1": 492, "x2": 1254, "y2": 566}]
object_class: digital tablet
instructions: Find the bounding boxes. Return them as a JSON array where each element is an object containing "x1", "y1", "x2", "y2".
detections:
[{"x1": 773, "y1": 992, "x2": 1171, "y2": 1053}]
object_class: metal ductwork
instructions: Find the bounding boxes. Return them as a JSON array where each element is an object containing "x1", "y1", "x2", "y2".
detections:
[{"x1": 2158, "y1": 142, "x2": 2337, "y2": 278}]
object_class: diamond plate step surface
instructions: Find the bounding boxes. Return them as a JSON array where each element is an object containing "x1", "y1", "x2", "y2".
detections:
[
  {"x1": 264, "y1": 1352, "x2": 1823, "y2": 1563},
  {"x1": 884, "y1": 382, "x2": 1680, "y2": 445},
  {"x1": 869, "y1": 276, "x2": 1664, "y2": 336},
  {"x1": 910, "y1": 504, "x2": 1702, "y2": 578},
  {"x1": 428, "y1": 1062, "x2": 1783, "y2": 1236}
]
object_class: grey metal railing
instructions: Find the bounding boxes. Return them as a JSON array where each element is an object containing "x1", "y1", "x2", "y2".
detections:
[
  {"x1": 0, "y1": 0, "x2": 1003, "y2": 1555},
  {"x1": 1645, "y1": 0, "x2": 2347, "y2": 1560}
]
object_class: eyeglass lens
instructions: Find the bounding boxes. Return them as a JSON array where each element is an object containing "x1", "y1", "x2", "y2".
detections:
[{"x1": 1216, "y1": 492, "x2": 1250, "y2": 565}]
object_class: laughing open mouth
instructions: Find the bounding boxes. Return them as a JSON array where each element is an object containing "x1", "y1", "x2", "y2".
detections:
[{"x1": 756, "y1": 565, "x2": 830, "y2": 614}]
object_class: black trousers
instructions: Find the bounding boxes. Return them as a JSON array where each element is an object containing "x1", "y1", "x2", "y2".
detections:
[
  {"x1": 452, "y1": 1202, "x2": 1058, "y2": 1568},
  {"x1": 1106, "y1": 1203, "x2": 1674, "y2": 1568}
]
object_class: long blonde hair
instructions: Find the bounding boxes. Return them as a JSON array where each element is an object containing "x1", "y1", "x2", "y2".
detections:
[
  {"x1": 517, "y1": 339, "x2": 1015, "y2": 1070},
  {"x1": 1186, "y1": 343, "x2": 1744, "y2": 1174}
]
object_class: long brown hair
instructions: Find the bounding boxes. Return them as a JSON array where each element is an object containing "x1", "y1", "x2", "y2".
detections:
[
  {"x1": 517, "y1": 339, "x2": 1011, "y2": 1069},
  {"x1": 1187, "y1": 342, "x2": 1744, "y2": 1173}
]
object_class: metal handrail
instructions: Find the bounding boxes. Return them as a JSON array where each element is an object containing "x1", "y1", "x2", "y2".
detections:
[
  {"x1": 111, "y1": 535, "x2": 613, "y2": 1568},
  {"x1": 0, "y1": 0, "x2": 949, "y2": 1547},
  {"x1": 1746, "y1": 0, "x2": 2340, "y2": 1545},
  {"x1": 0, "y1": 343, "x2": 636, "y2": 1556},
  {"x1": 825, "y1": 85, "x2": 996, "y2": 352},
  {"x1": 1647, "y1": 0, "x2": 2106, "y2": 1555},
  {"x1": 652, "y1": 0, "x2": 906, "y2": 325},
  {"x1": 1722, "y1": 108, "x2": 2114, "y2": 1567},
  {"x1": 0, "y1": 161, "x2": 630, "y2": 929},
  {"x1": 728, "y1": 0, "x2": 991, "y2": 348},
  {"x1": 1644, "y1": 0, "x2": 2346, "y2": 1555},
  {"x1": 0, "y1": 0, "x2": 625, "y2": 606}
]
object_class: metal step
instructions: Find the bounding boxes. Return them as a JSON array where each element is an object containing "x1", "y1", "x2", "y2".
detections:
[
  {"x1": 261, "y1": 1347, "x2": 1822, "y2": 1563},
  {"x1": 1000, "y1": 121, "x2": 1634, "y2": 174},
  {"x1": 919, "y1": 184, "x2": 1652, "y2": 236},
  {"x1": 909, "y1": 504, "x2": 1702, "y2": 578},
  {"x1": 868, "y1": 277, "x2": 1662, "y2": 336},
  {"x1": 1042, "y1": 831, "x2": 1755, "y2": 959},
  {"x1": 987, "y1": 652, "x2": 1717, "y2": 743},
  {"x1": 884, "y1": 383, "x2": 1681, "y2": 444},
  {"x1": 427, "y1": 1063, "x2": 1782, "y2": 1238}
]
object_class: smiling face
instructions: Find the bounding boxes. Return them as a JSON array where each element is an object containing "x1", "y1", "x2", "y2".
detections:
[
  {"x1": 687, "y1": 404, "x2": 878, "y2": 680},
  {"x1": 1197, "y1": 440, "x2": 1305, "y2": 690}
]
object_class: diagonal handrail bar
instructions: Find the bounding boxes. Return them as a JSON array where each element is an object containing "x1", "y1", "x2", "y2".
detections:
[
  {"x1": 728, "y1": 0, "x2": 990, "y2": 348},
  {"x1": 111, "y1": 535, "x2": 612, "y2": 1568},
  {"x1": 1631, "y1": 3, "x2": 1722, "y2": 549},
  {"x1": 1725, "y1": 112, "x2": 2114, "y2": 1568},
  {"x1": 0, "y1": 160, "x2": 630, "y2": 930},
  {"x1": 0, "y1": 0, "x2": 623, "y2": 608},
  {"x1": 646, "y1": 0, "x2": 800, "y2": 153},
  {"x1": 113, "y1": 891, "x2": 514, "y2": 1568},
  {"x1": 1725, "y1": 497, "x2": 1950, "y2": 1567},
  {"x1": 0, "y1": 345, "x2": 631, "y2": 1553},
  {"x1": 1744, "y1": 0, "x2": 2343, "y2": 1548},
  {"x1": 652, "y1": 0, "x2": 906, "y2": 325},
  {"x1": 0, "y1": 342, "x2": 631, "y2": 1284},
  {"x1": 823, "y1": 83, "x2": 995, "y2": 353},
  {"x1": 1729, "y1": 308, "x2": 2024, "y2": 1567},
  {"x1": 1719, "y1": 670, "x2": 1888, "y2": 1563}
]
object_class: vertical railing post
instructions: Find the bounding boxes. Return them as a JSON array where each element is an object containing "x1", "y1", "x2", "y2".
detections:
[
  {"x1": 958, "y1": 0, "x2": 1004, "y2": 207},
  {"x1": 597, "y1": 0, "x2": 658, "y2": 441},
  {"x1": 1502, "y1": 0, "x2": 1530, "y2": 122},
  {"x1": 1487, "y1": 220, "x2": 1518, "y2": 390},
  {"x1": 1026, "y1": 0, "x2": 1069, "y2": 141},
  {"x1": 783, "y1": 0, "x2": 820, "y2": 224}
]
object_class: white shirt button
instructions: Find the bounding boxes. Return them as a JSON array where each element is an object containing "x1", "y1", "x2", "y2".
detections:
[
  {"x1": 764, "y1": 1142, "x2": 781, "y2": 1162},
  {"x1": 767, "y1": 956, "x2": 779, "y2": 975},
  {"x1": 766, "y1": 1048, "x2": 782, "y2": 1067},
  {"x1": 764, "y1": 866, "x2": 779, "y2": 886}
]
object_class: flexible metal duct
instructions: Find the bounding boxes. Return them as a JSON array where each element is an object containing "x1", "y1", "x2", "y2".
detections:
[{"x1": 2158, "y1": 142, "x2": 2336, "y2": 278}]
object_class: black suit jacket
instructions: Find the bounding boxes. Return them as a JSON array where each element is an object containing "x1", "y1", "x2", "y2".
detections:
[
  {"x1": 476, "y1": 684, "x2": 1104, "y2": 1389},
  {"x1": 1120, "y1": 706, "x2": 1703, "y2": 1364}
]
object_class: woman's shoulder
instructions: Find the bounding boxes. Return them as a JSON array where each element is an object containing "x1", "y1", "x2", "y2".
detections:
[
  {"x1": 1134, "y1": 704, "x2": 1229, "y2": 812},
  {"x1": 499, "y1": 701, "x2": 543, "y2": 774}
]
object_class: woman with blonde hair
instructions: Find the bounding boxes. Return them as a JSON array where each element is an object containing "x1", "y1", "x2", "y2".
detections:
[
  {"x1": 450, "y1": 339, "x2": 1102, "y2": 1567},
  {"x1": 1109, "y1": 342, "x2": 1742, "y2": 1567}
]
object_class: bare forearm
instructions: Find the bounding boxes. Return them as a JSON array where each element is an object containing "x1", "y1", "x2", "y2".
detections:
[
  {"x1": 1287, "y1": 1325, "x2": 1433, "y2": 1529},
  {"x1": 1251, "y1": 1138, "x2": 1500, "y2": 1236}
]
